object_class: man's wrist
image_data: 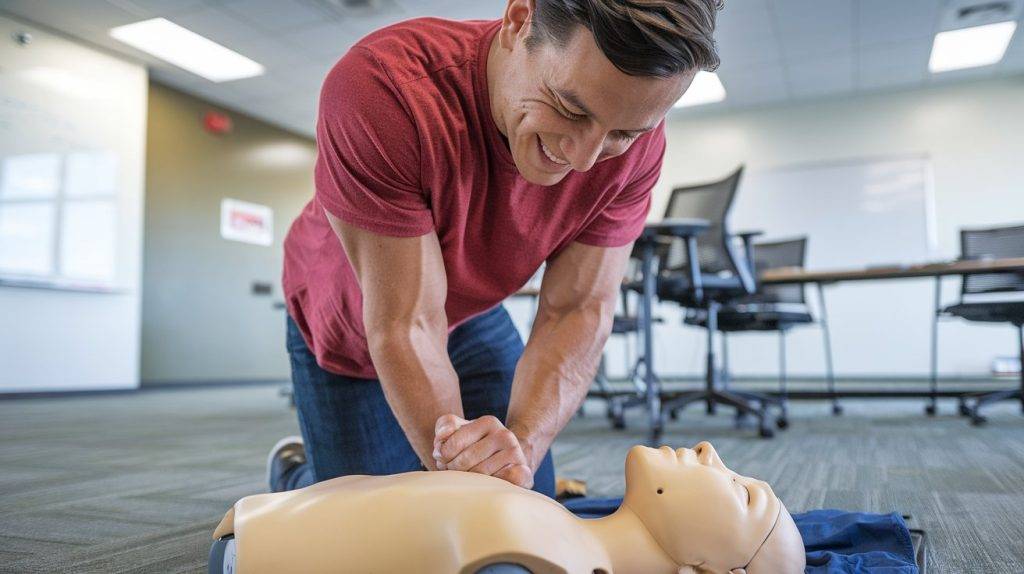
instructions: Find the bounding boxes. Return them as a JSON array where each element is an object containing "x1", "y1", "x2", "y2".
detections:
[{"x1": 509, "y1": 423, "x2": 551, "y2": 472}]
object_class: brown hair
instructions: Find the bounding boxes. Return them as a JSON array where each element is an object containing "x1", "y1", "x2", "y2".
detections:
[{"x1": 526, "y1": 0, "x2": 724, "y2": 77}]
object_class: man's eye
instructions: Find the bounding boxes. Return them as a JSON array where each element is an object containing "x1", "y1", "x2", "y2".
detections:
[
  {"x1": 612, "y1": 132, "x2": 639, "y2": 142},
  {"x1": 560, "y1": 108, "x2": 587, "y2": 121}
]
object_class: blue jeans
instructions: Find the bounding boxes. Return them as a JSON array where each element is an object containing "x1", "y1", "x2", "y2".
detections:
[{"x1": 282, "y1": 304, "x2": 556, "y2": 498}]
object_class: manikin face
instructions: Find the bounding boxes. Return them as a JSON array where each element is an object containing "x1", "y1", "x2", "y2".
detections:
[
  {"x1": 490, "y1": 0, "x2": 693, "y2": 186},
  {"x1": 622, "y1": 442, "x2": 794, "y2": 573}
]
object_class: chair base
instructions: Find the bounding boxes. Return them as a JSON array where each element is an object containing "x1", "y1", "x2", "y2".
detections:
[
  {"x1": 663, "y1": 388, "x2": 782, "y2": 439},
  {"x1": 965, "y1": 389, "x2": 1024, "y2": 426}
]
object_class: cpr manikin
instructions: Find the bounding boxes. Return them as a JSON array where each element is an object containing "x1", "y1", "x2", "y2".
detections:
[{"x1": 210, "y1": 442, "x2": 805, "y2": 573}]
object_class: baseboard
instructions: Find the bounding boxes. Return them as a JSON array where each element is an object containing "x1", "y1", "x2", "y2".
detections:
[{"x1": 0, "y1": 378, "x2": 287, "y2": 400}]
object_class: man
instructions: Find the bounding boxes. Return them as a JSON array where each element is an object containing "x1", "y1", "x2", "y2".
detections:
[{"x1": 271, "y1": 0, "x2": 722, "y2": 498}]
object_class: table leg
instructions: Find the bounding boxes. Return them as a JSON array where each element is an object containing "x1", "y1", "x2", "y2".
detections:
[
  {"x1": 640, "y1": 240, "x2": 662, "y2": 443},
  {"x1": 927, "y1": 276, "x2": 941, "y2": 416},
  {"x1": 816, "y1": 282, "x2": 841, "y2": 415}
]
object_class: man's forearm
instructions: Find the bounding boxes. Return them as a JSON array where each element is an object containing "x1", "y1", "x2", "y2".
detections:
[
  {"x1": 367, "y1": 317, "x2": 463, "y2": 470},
  {"x1": 505, "y1": 300, "x2": 614, "y2": 470}
]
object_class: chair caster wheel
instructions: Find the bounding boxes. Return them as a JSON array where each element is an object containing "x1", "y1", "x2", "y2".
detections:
[
  {"x1": 958, "y1": 402, "x2": 971, "y2": 417},
  {"x1": 831, "y1": 404, "x2": 843, "y2": 416},
  {"x1": 924, "y1": 404, "x2": 937, "y2": 416},
  {"x1": 970, "y1": 415, "x2": 987, "y2": 426},
  {"x1": 776, "y1": 417, "x2": 789, "y2": 430},
  {"x1": 668, "y1": 408, "x2": 679, "y2": 420},
  {"x1": 758, "y1": 427, "x2": 775, "y2": 439},
  {"x1": 611, "y1": 415, "x2": 626, "y2": 430}
]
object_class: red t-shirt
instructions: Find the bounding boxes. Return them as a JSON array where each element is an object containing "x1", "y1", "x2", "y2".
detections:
[{"x1": 283, "y1": 18, "x2": 665, "y2": 378}]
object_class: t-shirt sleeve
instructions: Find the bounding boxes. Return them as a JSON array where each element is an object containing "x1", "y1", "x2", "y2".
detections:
[
  {"x1": 314, "y1": 46, "x2": 434, "y2": 237},
  {"x1": 573, "y1": 122, "x2": 665, "y2": 248}
]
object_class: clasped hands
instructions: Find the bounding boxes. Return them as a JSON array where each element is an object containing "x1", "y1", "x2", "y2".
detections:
[{"x1": 432, "y1": 414, "x2": 534, "y2": 489}]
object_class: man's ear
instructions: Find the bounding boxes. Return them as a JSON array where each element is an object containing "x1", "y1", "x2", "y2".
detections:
[{"x1": 499, "y1": 0, "x2": 534, "y2": 49}]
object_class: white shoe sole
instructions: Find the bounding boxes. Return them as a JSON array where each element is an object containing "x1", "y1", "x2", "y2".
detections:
[{"x1": 266, "y1": 435, "x2": 304, "y2": 490}]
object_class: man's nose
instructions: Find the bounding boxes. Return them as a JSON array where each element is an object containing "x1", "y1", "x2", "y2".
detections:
[{"x1": 561, "y1": 128, "x2": 604, "y2": 172}]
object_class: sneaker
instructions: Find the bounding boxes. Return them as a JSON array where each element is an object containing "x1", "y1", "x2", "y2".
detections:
[{"x1": 266, "y1": 436, "x2": 305, "y2": 492}]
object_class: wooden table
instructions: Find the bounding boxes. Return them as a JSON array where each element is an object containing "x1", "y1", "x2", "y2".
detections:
[{"x1": 761, "y1": 257, "x2": 1024, "y2": 285}]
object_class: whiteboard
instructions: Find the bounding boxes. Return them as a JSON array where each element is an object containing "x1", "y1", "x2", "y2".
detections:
[
  {"x1": 0, "y1": 16, "x2": 141, "y2": 291},
  {"x1": 732, "y1": 156, "x2": 938, "y2": 269}
]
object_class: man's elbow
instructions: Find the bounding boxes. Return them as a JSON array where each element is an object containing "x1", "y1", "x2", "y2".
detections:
[
  {"x1": 364, "y1": 305, "x2": 448, "y2": 355},
  {"x1": 542, "y1": 293, "x2": 617, "y2": 333}
]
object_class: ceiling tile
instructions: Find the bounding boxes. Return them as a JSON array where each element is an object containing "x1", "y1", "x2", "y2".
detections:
[
  {"x1": 771, "y1": 0, "x2": 854, "y2": 59},
  {"x1": 280, "y1": 22, "x2": 364, "y2": 59},
  {"x1": 785, "y1": 52, "x2": 854, "y2": 98},
  {"x1": 926, "y1": 65, "x2": 999, "y2": 86},
  {"x1": 215, "y1": 34, "x2": 313, "y2": 71},
  {"x1": 167, "y1": 5, "x2": 266, "y2": 46},
  {"x1": 858, "y1": 65, "x2": 928, "y2": 92},
  {"x1": 716, "y1": 63, "x2": 789, "y2": 106},
  {"x1": 715, "y1": 0, "x2": 782, "y2": 68},
  {"x1": 220, "y1": 0, "x2": 328, "y2": 33},
  {"x1": 391, "y1": 0, "x2": 502, "y2": 20},
  {"x1": 856, "y1": 0, "x2": 942, "y2": 46},
  {"x1": 2, "y1": 0, "x2": 143, "y2": 35},
  {"x1": 857, "y1": 40, "x2": 930, "y2": 88},
  {"x1": 106, "y1": 0, "x2": 207, "y2": 18},
  {"x1": 999, "y1": 39, "x2": 1024, "y2": 72}
]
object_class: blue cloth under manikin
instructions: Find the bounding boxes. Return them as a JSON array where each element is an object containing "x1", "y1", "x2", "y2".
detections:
[{"x1": 562, "y1": 498, "x2": 918, "y2": 574}]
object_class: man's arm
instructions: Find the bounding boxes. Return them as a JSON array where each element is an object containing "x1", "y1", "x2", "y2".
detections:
[
  {"x1": 508, "y1": 241, "x2": 632, "y2": 470},
  {"x1": 326, "y1": 211, "x2": 462, "y2": 470}
]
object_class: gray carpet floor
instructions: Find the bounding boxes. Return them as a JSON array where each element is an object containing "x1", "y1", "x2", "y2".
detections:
[{"x1": 2, "y1": 383, "x2": 1023, "y2": 573}]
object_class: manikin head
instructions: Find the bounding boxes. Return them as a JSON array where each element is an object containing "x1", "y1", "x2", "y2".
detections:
[
  {"x1": 489, "y1": 0, "x2": 723, "y2": 185},
  {"x1": 622, "y1": 442, "x2": 805, "y2": 574}
]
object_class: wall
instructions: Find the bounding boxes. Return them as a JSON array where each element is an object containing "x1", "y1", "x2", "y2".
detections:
[
  {"x1": 141, "y1": 84, "x2": 315, "y2": 385},
  {"x1": 0, "y1": 15, "x2": 147, "y2": 393},
  {"x1": 634, "y1": 76, "x2": 1024, "y2": 380}
]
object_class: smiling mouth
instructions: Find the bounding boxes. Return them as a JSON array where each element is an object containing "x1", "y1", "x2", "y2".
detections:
[{"x1": 538, "y1": 137, "x2": 569, "y2": 166}]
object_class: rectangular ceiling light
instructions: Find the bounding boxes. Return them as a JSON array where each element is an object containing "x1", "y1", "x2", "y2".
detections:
[
  {"x1": 929, "y1": 21, "x2": 1017, "y2": 73},
  {"x1": 110, "y1": 18, "x2": 264, "y2": 82},
  {"x1": 674, "y1": 71, "x2": 726, "y2": 108}
]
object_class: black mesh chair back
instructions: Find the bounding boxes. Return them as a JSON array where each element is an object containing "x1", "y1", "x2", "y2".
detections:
[
  {"x1": 752, "y1": 238, "x2": 807, "y2": 305},
  {"x1": 661, "y1": 166, "x2": 753, "y2": 290},
  {"x1": 960, "y1": 224, "x2": 1024, "y2": 297}
]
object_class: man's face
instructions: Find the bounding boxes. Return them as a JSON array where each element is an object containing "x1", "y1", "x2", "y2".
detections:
[{"x1": 493, "y1": 12, "x2": 694, "y2": 186}]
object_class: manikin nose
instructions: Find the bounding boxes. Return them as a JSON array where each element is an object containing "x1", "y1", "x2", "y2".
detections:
[{"x1": 693, "y1": 441, "x2": 724, "y2": 468}]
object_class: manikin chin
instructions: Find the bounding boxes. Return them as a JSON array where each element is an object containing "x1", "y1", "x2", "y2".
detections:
[{"x1": 212, "y1": 441, "x2": 805, "y2": 573}]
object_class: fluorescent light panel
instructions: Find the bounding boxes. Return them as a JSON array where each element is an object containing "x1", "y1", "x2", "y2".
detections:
[
  {"x1": 110, "y1": 18, "x2": 264, "y2": 82},
  {"x1": 674, "y1": 71, "x2": 726, "y2": 108},
  {"x1": 929, "y1": 21, "x2": 1017, "y2": 73}
]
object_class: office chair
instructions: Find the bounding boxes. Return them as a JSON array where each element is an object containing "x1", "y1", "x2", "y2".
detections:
[
  {"x1": 930, "y1": 224, "x2": 1024, "y2": 425},
  {"x1": 681, "y1": 237, "x2": 842, "y2": 427},
  {"x1": 655, "y1": 166, "x2": 782, "y2": 438}
]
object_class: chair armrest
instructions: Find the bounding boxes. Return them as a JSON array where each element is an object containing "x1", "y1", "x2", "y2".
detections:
[
  {"x1": 734, "y1": 231, "x2": 762, "y2": 295},
  {"x1": 640, "y1": 218, "x2": 711, "y2": 241}
]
